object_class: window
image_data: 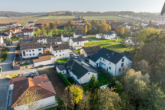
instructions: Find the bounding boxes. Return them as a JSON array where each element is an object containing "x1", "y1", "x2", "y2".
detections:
[
  {"x1": 39, "y1": 53, "x2": 42, "y2": 54},
  {"x1": 59, "y1": 51, "x2": 61, "y2": 52},
  {"x1": 38, "y1": 49, "x2": 41, "y2": 51},
  {"x1": 29, "y1": 50, "x2": 31, "y2": 52},
  {"x1": 60, "y1": 54, "x2": 61, "y2": 56},
  {"x1": 30, "y1": 54, "x2": 31, "y2": 56},
  {"x1": 27, "y1": 54, "x2": 28, "y2": 56},
  {"x1": 121, "y1": 63, "x2": 124, "y2": 67},
  {"x1": 33, "y1": 53, "x2": 35, "y2": 55},
  {"x1": 119, "y1": 68, "x2": 121, "y2": 72},
  {"x1": 23, "y1": 51, "x2": 26, "y2": 56},
  {"x1": 88, "y1": 73, "x2": 90, "y2": 75},
  {"x1": 26, "y1": 50, "x2": 28, "y2": 52},
  {"x1": 56, "y1": 55, "x2": 58, "y2": 56},
  {"x1": 100, "y1": 58, "x2": 102, "y2": 60},
  {"x1": 56, "y1": 51, "x2": 57, "y2": 53},
  {"x1": 109, "y1": 67, "x2": 111, "y2": 70},
  {"x1": 63, "y1": 54, "x2": 64, "y2": 55},
  {"x1": 32, "y1": 50, "x2": 34, "y2": 52},
  {"x1": 122, "y1": 58, "x2": 124, "y2": 62}
]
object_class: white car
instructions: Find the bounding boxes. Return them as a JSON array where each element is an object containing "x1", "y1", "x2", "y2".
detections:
[{"x1": 74, "y1": 54, "x2": 80, "y2": 59}]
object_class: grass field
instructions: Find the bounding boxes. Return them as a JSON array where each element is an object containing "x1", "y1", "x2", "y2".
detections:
[
  {"x1": 40, "y1": 16, "x2": 76, "y2": 19},
  {"x1": 56, "y1": 58, "x2": 68, "y2": 63},
  {"x1": 85, "y1": 39, "x2": 133, "y2": 53},
  {"x1": 83, "y1": 16, "x2": 128, "y2": 20}
]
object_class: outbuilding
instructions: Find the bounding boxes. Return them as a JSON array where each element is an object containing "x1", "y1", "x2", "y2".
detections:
[{"x1": 56, "y1": 65, "x2": 67, "y2": 74}]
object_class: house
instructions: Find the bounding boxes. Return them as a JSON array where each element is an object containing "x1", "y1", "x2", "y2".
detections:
[
  {"x1": 69, "y1": 37, "x2": 89, "y2": 50},
  {"x1": 80, "y1": 46, "x2": 101, "y2": 57},
  {"x1": 56, "y1": 65, "x2": 67, "y2": 75},
  {"x1": 0, "y1": 23, "x2": 11, "y2": 28},
  {"x1": 28, "y1": 21, "x2": 35, "y2": 25},
  {"x1": 20, "y1": 43, "x2": 43, "y2": 59},
  {"x1": 66, "y1": 59, "x2": 98, "y2": 84},
  {"x1": 10, "y1": 74, "x2": 58, "y2": 110},
  {"x1": 15, "y1": 32, "x2": 23, "y2": 37},
  {"x1": 73, "y1": 32, "x2": 86, "y2": 38},
  {"x1": 89, "y1": 48, "x2": 132, "y2": 76},
  {"x1": 22, "y1": 29, "x2": 34, "y2": 36},
  {"x1": 61, "y1": 34, "x2": 73, "y2": 43},
  {"x1": 74, "y1": 20, "x2": 85, "y2": 26},
  {"x1": 0, "y1": 32, "x2": 12, "y2": 39},
  {"x1": 0, "y1": 36, "x2": 5, "y2": 46},
  {"x1": 96, "y1": 31, "x2": 116, "y2": 40},
  {"x1": 33, "y1": 55, "x2": 52, "y2": 67},
  {"x1": 50, "y1": 44, "x2": 70, "y2": 60}
]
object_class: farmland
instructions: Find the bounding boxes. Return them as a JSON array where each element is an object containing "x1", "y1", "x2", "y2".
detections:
[
  {"x1": 83, "y1": 16, "x2": 128, "y2": 20},
  {"x1": 39, "y1": 16, "x2": 76, "y2": 19}
]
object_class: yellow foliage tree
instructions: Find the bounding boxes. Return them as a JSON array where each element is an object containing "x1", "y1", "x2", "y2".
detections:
[
  {"x1": 120, "y1": 27, "x2": 126, "y2": 35},
  {"x1": 85, "y1": 25, "x2": 88, "y2": 34}
]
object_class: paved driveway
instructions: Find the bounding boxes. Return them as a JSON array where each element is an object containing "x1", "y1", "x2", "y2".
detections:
[{"x1": 0, "y1": 42, "x2": 17, "y2": 110}]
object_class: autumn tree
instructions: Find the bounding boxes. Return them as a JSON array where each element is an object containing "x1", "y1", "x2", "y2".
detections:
[
  {"x1": 63, "y1": 26, "x2": 67, "y2": 34},
  {"x1": 50, "y1": 22, "x2": 55, "y2": 29},
  {"x1": 55, "y1": 20, "x2": 60, "y2": 26},
  {"x1": 85, "y1": 23, "x2": 92, "y2": 29},
  {"x1": 78, "y1": 26, "x2": 84, "y2": 32},
  {"x1": 82, "y1": 20, "x2": 88, "y2": 23},
  {"x1": 84, "y1": 25, "x2": 88, "y2": 34},
  {"x1": 53, "y1": 26, "x2": 58, "y2": 36},
  {"x1": 15, "y1": 90, "x2": 43, "y2": 110},
  {"x1": 120, "y1": 27, "x2": 126, "y2": 36},
  {"x1": 44, "y1": 23, "x2": 50, "y2": 35},
  {"x1": 90, "y1": 20, "x2": 96, "y2": 26},
  {"x1": 40, "y1": 25, "x2": 45, "y2": 35},
  {"x1": 36, "y1": 28, "x2": 40, "y2": 35},
  {"x1": 68, "y1": 20, "x2": 75, "y2": 26}
]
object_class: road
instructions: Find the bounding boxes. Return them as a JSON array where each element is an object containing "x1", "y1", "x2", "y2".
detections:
[{"x1": 0, "y1": 42, "x2": 17, "y2": 110}]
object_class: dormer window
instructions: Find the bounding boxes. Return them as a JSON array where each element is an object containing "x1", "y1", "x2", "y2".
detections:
[
  {"x1": 122, "y1": 58, "x2": 124, "y2": 62},
  {"x1": 100, "y1": 58, "x2": 102, "y2": 60}
]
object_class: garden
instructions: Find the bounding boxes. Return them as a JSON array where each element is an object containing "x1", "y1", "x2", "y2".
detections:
[
  {"x1": 56, "y1": 58, "x2": 68, "y2": 63},
  {"x1": 0, "y1": 48, "x2": 10, "y2": 62}
]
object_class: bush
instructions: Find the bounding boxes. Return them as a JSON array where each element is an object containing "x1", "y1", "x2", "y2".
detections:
[{"x1": 59, "y1": 73, "x2": 71, "y2": 86}]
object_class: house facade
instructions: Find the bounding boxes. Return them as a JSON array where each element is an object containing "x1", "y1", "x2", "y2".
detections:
[
  {"x1": 22, "y1": 29, "x2": 33, "y2": 36},
  {"x1": 61, "y1": 34, "x2": 73, "y2": 43},
  {"x1": 50, "y1": 44, "x2": 70, "y2": 60},
  {"x1": 96, "y1": 31, "x2": 116, "y2": 40},
  {"x1": 56, "y1": 65, "x2": 67, "y2": 75},
  {"x1": 66, "y1": 60, "x2": 98, "y2": 84},
  {"x1": 69, "y1": 37, "x2": 89, "y2": 50},
  {"x1": 0, "y1": 36, "x2": 4, "y2": 46},
  {"x1": 73, "y1": 32, "x2": 86, "y2": 38},
  {"x1": 89, "y1": 48, "x2": 132, "y2": 76},
  {"x1": 20, "y1": 43, "x2": 43, "y2": 59}
]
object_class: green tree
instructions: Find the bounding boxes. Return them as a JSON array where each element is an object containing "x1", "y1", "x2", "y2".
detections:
[
  {"x1": 90, "y1": 20, "x2": 96, "y2": 26},
  {"x1": 82, "y1": 20, "x2": 88, "y2": 23},
  {"x1": 45, "y1": 23, "x2": 50, "y2": 35},
  {"x1": 87, "y1": 75, "x2": 99, "y2": 92},
  {"x1": 68, "y1": 20, "x2": 75, "y2": 26}
]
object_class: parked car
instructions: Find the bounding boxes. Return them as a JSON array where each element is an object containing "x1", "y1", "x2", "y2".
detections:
[
  {"x1": 74, "y1": 54, "x2": 80, "y2": 59},
  {"x1": 6, "y1": 74, "x2": 19, "y2": 79}
]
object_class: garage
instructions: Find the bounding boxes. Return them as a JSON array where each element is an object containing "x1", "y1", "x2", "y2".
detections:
[{"x1": 33, "y1": 55, "x2": 52, "y2": 67}]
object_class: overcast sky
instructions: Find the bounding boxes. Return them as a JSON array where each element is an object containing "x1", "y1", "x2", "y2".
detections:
[{"x1": 0, "y1": 0, "x2": 164, "y2": 13}]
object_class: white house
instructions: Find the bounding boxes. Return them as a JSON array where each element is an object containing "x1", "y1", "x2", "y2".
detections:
[
  {"x1": 1, "y1": 32, "x2": 12, "y2": 39},
  {"x1": 61, "y1": 34, "x2": 73, "y2": 43},
  {"x1": 28, "y1": 21, "x2": 35, "y2": 26},
  {"x1": 56, "y1": 65, "x2": 67, "y2": 75},
  {"x1": 66, "y1": 59, "x2": 98, "y2": 84},
  {"x1": 69, "y1": 37, "x2": 89, "y2": 50},
  {"x1": 33, "y1": 55, "x2": 52, "y2": 67},
  {"x1": 73, "y1": 32, "x2": 86, "y2": 38},
  {"x1": 10, "y1": 74, "x2": 58, "y2": 110},
  {"x1": 20, "y1": 43, "x2": 43, "y2": 59},
  {"x1": 89, "y1": 48, "x2": 132, "y2": 76},
  {"x1": 125, "y1": 38, "x2": 141, "y2": 46},
  {"x1": 0, "y1": 36, "x2": 4, "y2": 46},
  {"x1": 80, "y1": 46, "x2": 101, "y2": 57},
  {"x1": 96, "y1": 31, "x2": 116, "y2": 40},
  {"x1": 22, "y1": 29, "x2": 33, "y2": 36},
  {"x1": 50, "y1": 44, "x2": 70, "y2": 60}
]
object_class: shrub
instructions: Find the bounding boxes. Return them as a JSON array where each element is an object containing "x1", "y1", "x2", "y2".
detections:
[{"x1": 59, "y1": 73, "x2": 71, "y2": 86}]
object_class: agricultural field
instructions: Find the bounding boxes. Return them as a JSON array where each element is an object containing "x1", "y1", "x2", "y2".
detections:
[
  {"x1": 40, "y1": 16, "x2": 76, "y2": 19},
  {"x1": 83, "y1": 16, "x2": 128, "y2": 20},
  {"x1": 84, "y1": 39, "x2": 133, "y2": 53}
]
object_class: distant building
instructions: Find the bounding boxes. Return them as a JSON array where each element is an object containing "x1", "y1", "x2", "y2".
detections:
[
  {"x1": 80, "y1": 46, "x2": 101, "y2": 57},
  {"x1": 61, "y1": 34, "x2": 73, "y2": 43},
  {"x1": 96, "y1": 31, "x2": 116, "y2": 40}
]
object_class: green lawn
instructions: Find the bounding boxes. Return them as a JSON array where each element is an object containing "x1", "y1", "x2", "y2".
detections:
[
  {"x1": 22, "y1": 63, "x2": 29, "y2": 66},
  {"x1": 0, "y1": 68, "x2": 1, "y2": 73},
  {"x1": 75, "y1": 50, "x2": 80, "y2": 54},
  {"x1": 88, "y1": 37, "x2": 108, "y2": 41},
  {"x1": 85, "y1": 40, "x2": 133, "y2": 53},
  {"x1": 39, "y1": 16, "x2": 76, "y2": 19},
  {"x1": 56, "y1": 59, "x2": 68, "y2": 63},
  {"x1": 0, "y1": 48, "x2": 10, "y2": 62},
  {"x1": 98, "y1": 73, "x2": 111, "y2": 86},
  {"x1": 11, "y1": 37, "x2": 21, "y2": 41},
  {"x1": 83, "y1": 16, "x2": 128, "y2": 20}
]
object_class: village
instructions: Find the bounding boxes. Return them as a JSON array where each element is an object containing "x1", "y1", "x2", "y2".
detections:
[{"x1": 0, "y1": 2, "x2": 165, "y2": 110}]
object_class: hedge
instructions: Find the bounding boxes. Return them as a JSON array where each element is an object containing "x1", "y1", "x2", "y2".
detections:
[{"x1": 59, "y1": 72, "x2": 71, "y2": 86}]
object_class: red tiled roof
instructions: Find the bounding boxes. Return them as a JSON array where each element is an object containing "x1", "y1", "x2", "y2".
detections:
[
  {"x1": 11, "y1": 74, "x2": 56, "y2": 108},
  {"x1": 10, "y1": 76, "x2": 26, "y2": 84}
]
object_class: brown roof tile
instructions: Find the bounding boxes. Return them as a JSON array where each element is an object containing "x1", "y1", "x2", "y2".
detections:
[{"x1": 33, "y1": 56, "x2": 51, "y2": 63}]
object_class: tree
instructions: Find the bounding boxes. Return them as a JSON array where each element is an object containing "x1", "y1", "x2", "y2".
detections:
[
  {"x1": 90, "y1": 20, "x2": 96, "y2": 26},
  {"x1": 53, "y1": 26, "x2": 58, "y2": 36},
  {"x1": 85, "y1": 23, "x2": 92, "y2": 29},
  {"x1": 63, "y1": 26, "x2": 67, "y2": 34},
  {"x1": 87, "y1": 75, "x2": 99, "y2": 93},
  {"x1": 40, "y1": 25, "x2": 45, "y2": 35},
  {"x1": 82, "y1": 20, "x2": 88, "y2": 23},
  {"x1": 97, "y1": 88, "x2": 121, "y2": 110},
  {"x1": 45, "y1": 23, "x2": 50, "y2": 35},
  {"x1": 78, "y1": 26, "x2": 84, "y2": 32},
  {"x1": 99, "y1": 20, "x2": 106, "y2": 24},
  {"x1": 68, "y1": 20, "x2": 75, "y2": 26},
  {"x1": 49, "y1": 22, "x2": 55, "y2": 29},
  {"x1": 36, "y1": 28, "x2": 40, "y2": 35},
  {"x1": 84, "y1": 25, "x2": 88, "y2": 34},
  {"x1": 15, "y1": 90, "x2": 43, "y2": 110},
  {"x1": 120, "y1": 27, "x2": 126, "y2": 36},
  {"x1": 55, "y1": 20, "x2": 60, "y2": 26}
]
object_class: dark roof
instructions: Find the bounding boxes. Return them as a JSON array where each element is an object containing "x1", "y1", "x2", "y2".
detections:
[
  {"x1": 52, "y1": 44, "x2": 69, "y2": 51},
  {"x1": 72, "y1": 37, "x2": 88, "y2": 42},
  {"x1": 63, "y1": 34, "x2": 73, "y2": 37},
  {"x1": 121, "y1": 51, "x2": 133, "y2": 61},
  {"x1": 82, "y1": 46, "x2": 101, "y2": 56},
  {"x1": 161, "y1": 2, "x2": 165, "y2": 16},
  {"x1": 74, "y1": 32, "x2": 86, "y2": 36},
  {"x1": 20, "y1": 43, "x2": 43, "y2": 50},
  {"x1": 66, "y1": 60, "x2": 97, "y2": 78},
  {"x1": 90, "y1": 48, "x2": 131, "y2": 64},
  {"x1": 104, "y1": 31, "x2": 115, "y2": 35},
  {"x1": 145, "y1": 23, "x2": 159, "y2": 29},
  {"x1": 22, "y1": 29, "x2": 33, "y2": 33},
  {"x1": 56, "y1": 65, "x2": 66, "y2": 71},
  {"x1": 28, "y1": 21, "x2": 34, "y2": 23}
]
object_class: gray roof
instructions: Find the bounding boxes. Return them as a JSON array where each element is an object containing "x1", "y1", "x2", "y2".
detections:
[
  {"x1": 52, "y1": 44, "x2": 69, "y2": 51},
  {"x1": 66, "y1": 59, "x2": 97, "y2": 79},
  {"x1": 90, "y1": 48, "x2": 132, "y2": 64},
  {"x1": 161, "y1": 2, "x2": 165, "y2": 16},
  {"x1": 63, "y1": 34, "x2": 73, "y2": 38},
  {"x1": 75, "y1": 32, "x2": 86, "y2": 36},
  {"x1": 20, "y1": 43, "x2": 43, "y2": 50},
  {"x1": 82, "y1": 46, "x2": 101, "y2": 57},
  {"x1": 104, "y1": 31, "x2": 115, "y2": 35},
  {"x1": 56, "y1": 65, "x2": 66, "y2": 71},
  {"x1": 72, "y1": 37, "x2": 88, "y2": 42}
]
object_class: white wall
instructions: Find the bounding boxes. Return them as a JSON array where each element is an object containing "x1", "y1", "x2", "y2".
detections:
[
  {"x1": 56, "y1": 67, "x2": 67, "y2": 75},
  {"x1": 23, "y1": 32, "x2": 33, "y2": 36},
  {"x1": 0, "y1": 37, "x2": 4, "y2": 45},
  {"x1": 73, "y1": 33, "x2": 86, "y2": 38},
  {"x1": 34, "y1": 59, "x2": 52, "y2": 67},
  {"x1": 69, "y1": 39, "x2": 88, "y2": 50},
  {"x1": 21, "y1": 48, "x2": 43, "y2": 59},
  {"x1": 61, "y1": 35, "x2": 71, "y2": 43},
  {"x1": 104, "y1": 34, "x2": 116, "y2": 40},
  {"x1": 80, "y1": 49, "x2": 87, "y2": 57},
  {"x1": 125, "y1": 39, "x2": 134, "y2": 45},
  {"x1": 14, "y1": 96, "x2": 57, "y2": 110},
  {"x1": 96, "y1": 34, "x2": 101, "y2": 39}
]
